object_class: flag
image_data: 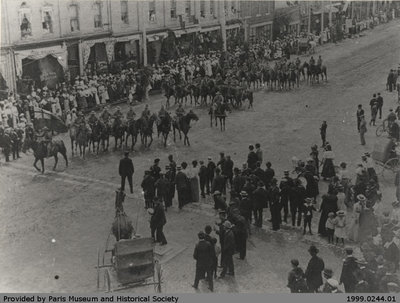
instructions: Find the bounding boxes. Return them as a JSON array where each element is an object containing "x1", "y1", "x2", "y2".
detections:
[{"x1": 33, "y1": 108, "x2": 68, "y2": 133}]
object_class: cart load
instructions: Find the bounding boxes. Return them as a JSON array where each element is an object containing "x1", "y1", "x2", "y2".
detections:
[
  {"x1": 371, "y1": 138, "x2": 396, "y2": 163},
  {"x1": 114, "y1": 238, "x2": 154, "y2": 284}
]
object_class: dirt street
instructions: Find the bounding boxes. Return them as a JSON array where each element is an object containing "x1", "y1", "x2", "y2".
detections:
[{"x1": 0, "y1": 20, "x2": 399, "y2": 293}]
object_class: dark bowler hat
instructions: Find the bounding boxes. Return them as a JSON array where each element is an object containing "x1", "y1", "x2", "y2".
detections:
[
  {"x1": 124, "y1": 151, "x2": 130, "y2": 156},
  {"x1": 308, "y1": 245, "x2": 319, "y2": 254}
]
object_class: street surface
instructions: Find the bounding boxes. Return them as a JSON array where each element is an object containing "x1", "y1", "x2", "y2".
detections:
[{"x1": 0, "y1": 20, "x2": 400, "y2": 293}]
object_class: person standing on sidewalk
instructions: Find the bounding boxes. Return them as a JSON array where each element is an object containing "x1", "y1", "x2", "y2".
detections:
[
  {"x1": 119, "y1": 151, "x2": 134, "y2": 193},
  {"x1": 199, "y1": 160, "x2": 208, "y2": 198},
  {"x1": 219, "y1": 220, "x2": 235, "y2": 278},
  {"x1": 339, "y1": 247, "x2": 359, "y2": 293}
]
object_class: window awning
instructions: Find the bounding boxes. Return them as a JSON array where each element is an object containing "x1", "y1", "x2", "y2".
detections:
[
  {"x1": 226, "y1": 23, "x2": 240, "y2": 30},
  {"x1": 115, "y1": 34, "x2": 141, "y2": 42},
  {"x1": 147, "y1": 32, "x2": 168, "y2": 41},
  {"x1": 14, "y1": 44, "x2": 68, "y2": 77},
  {"x1": 200, "y1": 25, "x2": 220, "y2": 33}
]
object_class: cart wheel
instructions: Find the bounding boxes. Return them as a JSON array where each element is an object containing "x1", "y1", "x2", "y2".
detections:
[
  {"x1": 154, "y1": 260, "x2": 162, "y2": 293},
  {"x1": 376, "y1": 125, "x2": 384, "y2": 137},
  {"x1": 97, "y1": 248, "x2": 100, "y2": 289},
  {"x1": 383, "y1": 158, "x2": 400, "y2": 181},
  {"x1": 104, "y1": 269, "x2": 111, "y2": 293}
]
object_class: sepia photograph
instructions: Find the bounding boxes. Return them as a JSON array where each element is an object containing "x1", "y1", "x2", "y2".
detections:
[{"x1": 0, "y1": 0, "x2": 400, "y2": 296}]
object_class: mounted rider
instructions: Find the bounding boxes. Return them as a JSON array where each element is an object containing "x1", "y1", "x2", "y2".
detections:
[
  {"x1": 309, "y1": 56, "x2": 316, "y2": 66},
  {"x1": 141, "y1": 104, "x2": 151, "y2": 119},
  {"x1": 158, "y1": 105, "x2": 167, "y2": 119},
  {"x1": 88, "y1": 110, "x2": 98, "y2": 126},
  {"x1": 112, "y1": 106, "x2": 124, "y2": 131},
  {"x1": 317, "y1": 56, "x2": 322, "y2": 67},
  {"x1": 74, "y1": 111, "x2": 85, "y2": 126},
  {"x1": 295, "y1": 57, "x2": 301, "y2": 69},
  {"x1": 25, "y1": 122, "x2": 35, "y2": 142},
  {"x1": 36, "y1": 126, "x2": 53, "y2": 156},
  {"x1": 100, "y1": 106, "x2": 111, "y2": 123},
  {"x1": 126, "y1": 105, "x2": 136, "y2": 121},
  {"x1": 214, "y1": 90, "x2": 224, "y2": 104}
]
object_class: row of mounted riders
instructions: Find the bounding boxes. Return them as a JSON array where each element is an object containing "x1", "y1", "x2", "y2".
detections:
[
  {"x1": 160, "y1": 61, "x2": 328, "y2": 107},
  {"x1": 69, "y1": 111, "x2": 200, "y2": 157}
]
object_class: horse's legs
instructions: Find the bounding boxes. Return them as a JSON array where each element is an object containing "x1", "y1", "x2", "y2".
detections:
[
  {"x1": 214, "y1": 116, "x2": 217, "y2": 127},
  {"x1": 71, "y1": 139, "x2": 74, "y2": 155},
  {"x1": 62, "y1": 151, "x2": 68, "y2": 167},
  {"x1": 148, "y1": 134, "x2": 153, "y2": 148},
  {"x1": 40, "y1": 158, "x2": 45, "y2": 174},
  {"x1": 53, "y1": 154, "x2": 58, "y2": 171},
  {"x1": 186, "y1": 134, "x2": 190, "y2": 146},
  {"x1": 33, "y1": 157, "x2": 40, "y2": 172},
  {"x1": 173, "y1": 127, "x2": 176, "y2": 142}
]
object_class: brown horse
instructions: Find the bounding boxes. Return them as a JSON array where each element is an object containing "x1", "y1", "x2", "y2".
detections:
[
  {"x1": 172, "y1": 111, "x2": 199, "y2": 146},
  {"x1": 137, "y1": 113, "x2": 158, "y2": 148},
  {"x1": 22, "y1": 138, "x2": 68, "y2": 173}
]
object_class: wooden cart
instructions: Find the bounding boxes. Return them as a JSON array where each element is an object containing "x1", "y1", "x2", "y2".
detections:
[
  {"x1": 97, "y1": 237, "x2": 162, "y2": 293},
  {"x1": 372, "y1": 138, "x2": 400, "y2": 181}
]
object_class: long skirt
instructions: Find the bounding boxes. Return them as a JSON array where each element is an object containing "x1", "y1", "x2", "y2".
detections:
[
  {"x1": 321, "y1": 159, "x2": 335, "y2": 178},
  {"x1": 190, "y1": 177, "x2": 200, "y2": 203},
  {"x1": 347, "y1": 218, "x2": 359, "y2": 242}
]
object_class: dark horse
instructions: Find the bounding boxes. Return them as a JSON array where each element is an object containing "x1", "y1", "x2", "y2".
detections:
[
  {"x1": 125, "y1": 119, "x2": 139, "y2": 151},
  {"x1": 161, "y1": 80, "x2": 175, "y2": 108},
  {"x1": 88, "y1": 120, "x2": 108, "y2": 154},
  {"x1": 157, "y1": 112, "x2": 172, "y2": 147},
  {"x1": 172, "y1": 111, "x2": 199, "y2": 146},
  {"x1": 312, "y1": 64, "x2": 328, "y2": 83},
  {"x1": 112, "y1": 210, "x2": 134, "y2": 241},
  {"x1": 215, "y1": 102, "x2": 231, "y2": 131},
  {"x1": 112, "y1": 117, "x2": 126, "y2": 150},
  {"x1": 23, "y1": 138, "x2": 68, "y2": 173},
  {"x1": 137, "y1": 113, "x2": 158, "y2": 148}
]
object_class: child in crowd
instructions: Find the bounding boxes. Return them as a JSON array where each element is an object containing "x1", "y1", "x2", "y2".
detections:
[
  {"x1": 334, "y1": 210, "x2": 347, "y2": 245},
  {"x1": 303, "y1": 198, "x2": 317, "y2": 235},
  {"x1": 325, "y1": 212, "x2": 335, "y2": 244}
]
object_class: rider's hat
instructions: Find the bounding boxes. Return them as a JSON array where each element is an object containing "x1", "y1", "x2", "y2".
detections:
[{"x1": 42, "y1": 126, "x2": 49, "y2": 131}]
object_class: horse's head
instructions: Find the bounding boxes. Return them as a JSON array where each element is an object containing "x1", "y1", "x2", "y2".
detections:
[{"x1": 187, "y1": 110, "x2": 199, "y2": 122}]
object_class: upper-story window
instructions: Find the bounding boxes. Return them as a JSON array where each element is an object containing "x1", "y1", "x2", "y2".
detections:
[
  {"x1": 19, "y1": 2, "x2": 32, "y2": 38},
  {"x1": 93, "y1": 2, "x2": 102, "y2": 28},
  {"x1": 170, "y1": 0, "x2": 177, "y2": 18},
  {"x1": 69, "y1": 4, "x2": 79, "y2": 31},
  {"x1": 200, "y1": 0, "x2": 206, "y2": 17},
  {"x1": 210, "y1": 0, "x2": 214, "y2": 16},
  {"x1": 149, "y1": 0, "x2": 156, "y2": 22},
  {"x1": 121, "y1": 0, "x2": 129, "y2": 24},
  {"x1": 42, "y1": 6, "x2": 53, "y2": 34},
  {"x1": 185, "y1": 0, "x2": 191, "y2": 17}
]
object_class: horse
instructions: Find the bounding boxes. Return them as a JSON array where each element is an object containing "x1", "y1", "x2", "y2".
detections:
[
  {"x1": 111, "y1": 117, "x2": 126, "y2": 150},
  {"x1": 277, "y1": 70, "x2": 287, "y2": 90},
  {"x1": 200, "y1": 80, "x2": 209, "y2": 106},
  {"x1": 76, "y1": 123, "x2": 91, "y2": 159},
  {"x1": 161, "y1": 80, "x2": 175, "y2": 108},
  {"x1": 88, "y1": 121, "x2": 103, "y2": 154},
  {"x1": 0, "y1": 130, "x2": 11, "y2": 161},
  {"x1": 215, "y1": 102, "x2": 231, "y2": 131},
  {"x1": 172, "y1": 111, "x2": 199, "y2": 146},
  {"x1": 112, "y1": 210, "x2": 134, "y2": 241},
  {"x1": 125, "y1": 119, "x2": 139, "y2": 151},
  {"x1": 313, "y1": 65, "x2": 328, "y2": 83},
  {"x1": 174, "y1": 84, "x2": 191, "y2": 105},
  {"x1": 287, "y1": 69, "x2": 299, "y2": 89},
  {"x1": 157, "y1": 112, "x2": 172, "y2": 147},
  {"x1": 302, "y1": 62, "x2": 313, "y2": 83},
  {"x1": 22, "y1": 138, "x2": 68, "y2": 173},
  {"x1": 137, "y1": 113, "x2": 158, "y2": 148}
]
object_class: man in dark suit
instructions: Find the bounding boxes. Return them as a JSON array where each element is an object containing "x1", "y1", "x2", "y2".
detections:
[
  {"x1": 199, "y1": 160, "x2": 208, "y2": 198},
  {"x1": 119, "y1": 151, "x2": 134, "y2": 193},
  {"x1": 150, "y1": 198, "x2": 167, "y2": 245},
  {"x1": 206, "y1": 157, "x2": 216, "y2": 195},
  {"x1": 305, "y1": 245, "x2": 325, "y2": 292},
  {"x1": 247, "y1": 145, "x2": 258, "y2": 170},
  {"x1": 340, "y1": 247, "x2": 359, "y2": 293},
  {"x1": 175, "y1": 166, "x2": 189, "y2": 209},
  {"x1": 193, "y1": 231, "x2": 215, "y2": 291}
]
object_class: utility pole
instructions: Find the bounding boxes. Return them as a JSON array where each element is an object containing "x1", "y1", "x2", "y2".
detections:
[
  {"x1": 140, "y1": 1, "x2": 148, "y2": 66},
  {"x1": 308, "y1": 2, "x2": 311, "y2": 33},
  {"x1": 219, "y1": 0, "x2": 227, "y2": 51}
]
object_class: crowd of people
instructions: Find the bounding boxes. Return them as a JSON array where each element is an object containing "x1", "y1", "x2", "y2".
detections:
[{"x1": 116, "y1": 128, "x2": 400, "y2": 292}]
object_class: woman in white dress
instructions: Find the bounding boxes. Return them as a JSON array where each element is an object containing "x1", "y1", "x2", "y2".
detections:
[
  {"x1": 189, "y1": 160, "x2": 200, "y2": 203},
  {"x1": 348, "y1": 194, "x2": 365, "y2": 242}
]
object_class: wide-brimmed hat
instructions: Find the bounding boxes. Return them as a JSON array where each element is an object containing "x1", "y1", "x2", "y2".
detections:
[
  {"x1": 305, "y1": 197, "x2": 313, "y2": 203},
  {"x1": 213, "y1": 191, "x2": 221, "y2": 196},
  {"x1": 223, "y1": 221, "x2": 233, "y2": 229},
  {"x1": 240, "y1": 191, "x2": 248, "y2": 197},
  {"x1": 328, "y1": 212, "x2": 335, "y2": 217},
  {"x1": 327, "y1": 279, "x2": 339, "y2": 288},
  {"x1": 308, "y1": 245, "x2": 319, "y2": 254},
  {"x1": 357, "y1": 194, "x2": 366, "y2": 202},
  {"x1": 337, "y1": 210, "x2": 345, "y2": 217},
  {"x1": 147, "y1": 208, "x2": 154, "y2": 215}
]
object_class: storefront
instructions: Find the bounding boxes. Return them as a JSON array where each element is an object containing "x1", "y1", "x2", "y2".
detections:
[
  {"x1": 14, "y1": 44, "x2": 68, "y2": 90},
  {"x1": 147, "y1": 32, "x2": 168, "y2": 66},
  {"x1": 249, "y1": 22, "x2": 273, "y2": 41},
  {"x1": 81, "y1": 38, "x2": 115, "y2": 76},
  {"x1": 113, "y1": 34, "x2": 141, "y2": 72},
  {"x1": 0, "y1": 50, "x2": 14, "y2": 95},
  {"x1": 198, "y1": 26, "x2": 221, "y2": 53}
]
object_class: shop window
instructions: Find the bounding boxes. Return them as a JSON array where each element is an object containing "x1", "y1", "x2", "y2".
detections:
[
  {"x1": 19, "y1": 2, "x2": 32, "y2": 38},
  {"x1": 170, "y1": 0, "x2": 177, "y2": 18},
  {"x1": 200, "y1": 0, "x2": 205, "y2": 17},
  {"x1": 94, "y1": 2, "x2": 102, "y2": 28},
  {"x1": 69, "y1": 4, "x2": 79, "y2": 31},
  {"x1": 149, "y1": 0, "x2": 156, "y2": 22},
  {"x1": 185, "y1": 0, "x2": 191, "y2": 17},
  {"x1": 121, "y1": 0, "x2": 129, "y2": 24},
  {"x1": 42, "y1": 7, "x2": 53, "y2": 34}
]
